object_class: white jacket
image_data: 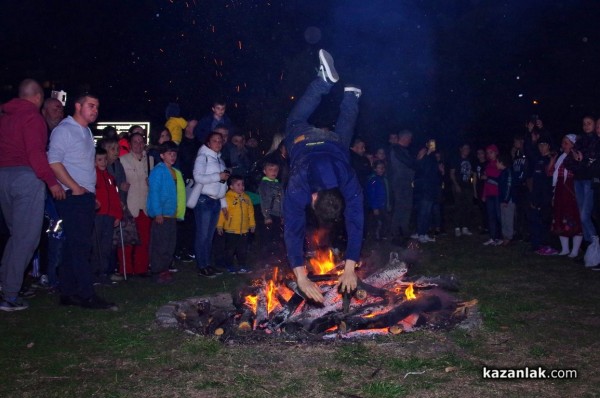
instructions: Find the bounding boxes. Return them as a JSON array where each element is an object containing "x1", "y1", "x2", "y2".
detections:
[{"x1": 187, "y1": 145, "x2": 227, "y2": 208}]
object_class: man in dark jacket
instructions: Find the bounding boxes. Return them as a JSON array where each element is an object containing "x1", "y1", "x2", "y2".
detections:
[
  {"x1": 387, "y1": 130, "x2": 416, "y2": 241},
  {"x1": 284, "y1": 49, "x2": 363, "y2": 303},
  {"x1": 350, "y1": 137, "x2": 372, "y2": 189}
]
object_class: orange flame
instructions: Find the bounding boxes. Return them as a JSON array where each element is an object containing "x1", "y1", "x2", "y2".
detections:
[
  {"x1": 309, "y1": 249, "x2": 336, "y2": 275},
  {"x1": 265, "y1": 267, "x2": 280, "y2": 314},
  {"x1": 405, "y1": 283, "x2": 416, "y2": 300},
  {"x1": 244, "y1": 295, "x2": 258, "y2": 314}
]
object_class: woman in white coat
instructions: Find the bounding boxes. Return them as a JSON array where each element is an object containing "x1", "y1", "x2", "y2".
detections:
[{"x1": 191, "y1": 132, "x2": 230, "y2": 277}]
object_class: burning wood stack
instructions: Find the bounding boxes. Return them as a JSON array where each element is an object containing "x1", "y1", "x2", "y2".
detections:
[{"x1": 159, "y1": 251, "x2": 477, "y2": 340}]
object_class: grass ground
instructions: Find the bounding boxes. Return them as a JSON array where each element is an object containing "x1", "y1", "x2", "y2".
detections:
[{"x1": 1, "y1": 234, "x2": 599, "y2": 398}]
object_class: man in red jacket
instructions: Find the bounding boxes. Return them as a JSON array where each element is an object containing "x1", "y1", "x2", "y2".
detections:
[{"x1": 0, "y1": 79, "x2": 65, "y2": 311}]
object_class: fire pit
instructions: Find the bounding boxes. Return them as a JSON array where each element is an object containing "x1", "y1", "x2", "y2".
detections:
[{"x1": 156, "y1": 251, "x2": 479, "y2": 341}]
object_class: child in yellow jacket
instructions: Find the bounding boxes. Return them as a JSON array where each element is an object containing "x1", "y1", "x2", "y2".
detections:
[{"x1": 217, "y1": 175, "x2": 255, "y2": 273}]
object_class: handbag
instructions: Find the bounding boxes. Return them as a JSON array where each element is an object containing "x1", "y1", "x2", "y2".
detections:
[{"x1": 113, "y1": 205, "x2": 140, "y2": 246}]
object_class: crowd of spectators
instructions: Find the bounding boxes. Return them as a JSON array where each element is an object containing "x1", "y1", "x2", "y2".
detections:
[{"x1": 1, "y1": 78, "x2": 600, "y2": 312}]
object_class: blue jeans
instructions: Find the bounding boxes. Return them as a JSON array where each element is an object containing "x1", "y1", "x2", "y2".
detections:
[
  {"x1": 485, "y1": 196, "x2": 501, "y2": 240},
  {"x1": 416, "y1": 199, "x2": 435, "y2": 235},
  {"x1": 54, "y1": 192, "x2": 96, "y2": 299},
  {"x1": 193, "y1": 195, "x2": 221, "y2": 269},
  {"x1": 285, "y1": 78, "x2": 359, "y2": 150},
  {"x1": 574, "y1": 180, "x2": 597, "y2": 242}
]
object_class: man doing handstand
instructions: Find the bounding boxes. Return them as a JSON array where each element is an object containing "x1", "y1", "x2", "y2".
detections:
[{"x1": 284, "y1": 49, "x2": 363, "y2": 303}]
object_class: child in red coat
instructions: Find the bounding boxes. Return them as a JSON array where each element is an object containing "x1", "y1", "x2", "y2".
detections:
[{"x1": 92, "y1": 148, "x2": 123, "y2": 284}]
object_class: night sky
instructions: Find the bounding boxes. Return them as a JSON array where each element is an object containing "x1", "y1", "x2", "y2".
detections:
[{"x1": 2, "y1": 0, "x2": 600, "y2": 150}]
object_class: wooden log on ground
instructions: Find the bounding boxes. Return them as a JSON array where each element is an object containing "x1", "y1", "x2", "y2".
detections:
[{"x1": 343, "y1": 295, "x2": 442, "y2": 332}]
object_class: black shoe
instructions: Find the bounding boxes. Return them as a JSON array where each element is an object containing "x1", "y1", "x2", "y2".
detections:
[
  {"x1": 79, "y1": 295, "x2": 117, "y2": 310},
  {"x1": 198, "y1": 267, "x2": 216, "y2": 278},
  {"x1": 206, "y1": 266, "x2": 223, "y2": 275},
  {"x1": 19, "y1": 286, "x2": 36, "y2": 299},
  {"x1": 590, "y1": 265, "x2": 600, "y2": 271},
  {"x1": 59, "y1": 295, "x2": 83, "y2": 306}
]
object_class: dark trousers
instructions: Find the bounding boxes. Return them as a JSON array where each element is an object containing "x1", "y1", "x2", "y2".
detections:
[
  {"x1": 91, "y1": 214, "x2": 115, "y2": 278},
  {"x1": 193, "y1": 195, "x2": 221, "y2": 269},
  {"x1": 224, "y1": 232, "x2": 249, "y2": 269},
  {"x1": 485, "y1": 196, "x2": 502, "y2": 240},
  {"x1": 262, "y1": 216, "x2": 283, "y2": 254},
  {"x1": 54, "y1": 192, "x2": 96, "y2": 299},
  {"x1": 416, "y1": 199, "x2": 435, "y2": 235},
  {"x1": 514, "y1": 185, "x2": 529, "y2": 238},
  {"x1": 285, "y1": 78, "x2": 358, "y2": 149},
  {"x1": 150, "y1": 218, "x2": 177, "y2": 274},
  {"x1": 453, "y1": 186, "x2": 474, "y2": 228},
  {"x1": 368, "y1": 210, "x2": 390, "y2": 240},
  {"x1": 529, "y1": 205, "x2": 552, "y2": 250},
  {"x1": 175, "y1": 208, "x2": 195, "y2": 255}
]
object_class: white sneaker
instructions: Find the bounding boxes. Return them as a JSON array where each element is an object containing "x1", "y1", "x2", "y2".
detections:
[
  {"x1": 344, "y1": 86, "x2": 362, "y2": 99},
  {"x1": 483, "y1": 239, "x2": 495, "y2": 246},
  {"x1": 318, "y1": 49, "x2": 339, "y2": 83},
  {"x1": 493, "y1": 239, "x2": 504, "y2": 246},
  {"x1": 418, "y1": 235, "x2": 436, "y2": 243},
  {"x1": 410, "y1": 233, "x2": 420, "y2": 240},
  {"x1": 454, "y1": 228, "x2": 461, "y2": 237},
  {"x1": 461, "y1": 227, "x2": 473, "y2": 236}
]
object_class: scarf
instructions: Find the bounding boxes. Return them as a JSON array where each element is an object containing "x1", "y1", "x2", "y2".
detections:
[{"x1": 552, "y1": 153, "x2": 568, "y2": 187}]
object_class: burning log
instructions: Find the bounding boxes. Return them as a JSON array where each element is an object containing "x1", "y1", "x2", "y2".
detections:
[
  {"x1": 254, "y1": 284, "x2": 269, "y2": 329},
  {"x1": 343, "y1": 295, "x2": 442, "y2": 332},
  {"x1": 237, "y1": 308, "x2": 253, "y2": 332}
]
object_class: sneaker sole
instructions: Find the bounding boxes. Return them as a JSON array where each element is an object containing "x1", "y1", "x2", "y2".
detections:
[
  {"x1": 319, "y1": 49, "x2": 338, "y2": 83},
  {"x1": 0, "y1": 305, "x2": 28, "y2": 312}
]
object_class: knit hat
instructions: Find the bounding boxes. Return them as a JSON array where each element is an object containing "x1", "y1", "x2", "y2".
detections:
[{"x1": 486, "y1": 144, "x2": 499, "y2": 153}]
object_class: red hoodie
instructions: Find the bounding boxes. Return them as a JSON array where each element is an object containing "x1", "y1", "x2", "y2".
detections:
[
  {"x1": 95, "y1": 167, "x2": 123, "y2": 220},
  {"x1": 0, "y1": 98, "x2": 58, "y2": 187}
]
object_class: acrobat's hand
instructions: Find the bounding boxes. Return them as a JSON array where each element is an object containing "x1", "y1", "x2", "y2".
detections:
[
  {"x1": 338, "y1": 259, "x2": 358, "y2": 294},
  {"x1": 293, "y1": 267, "x2": 324, "y2": 303}
]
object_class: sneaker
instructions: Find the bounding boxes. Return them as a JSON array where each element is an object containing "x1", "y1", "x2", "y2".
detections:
[
  {"x1": 461, "y1": 227, "x2": 473, "y2": 236},
  {"x1": 183, "y1": 251, "x2": 196, "y2": 262},
  {"x1": 483, "y1": 239, "x2": 495, "y2": 246},
  {"x1": 0, "y1": 297, "x2": 28, "y2": 312},
  {"x1": 168, "y1": 261, "x2": 179, "y2": 273},
  {"x1": 542, "y1": 246, "x2": 559, "y2": 255},
  {"x1": 418, "y1": 235, "x2": 436, "y2": 243},
  {"x1": 410, "y1": 233, "x2": 420, "y2": 240},
  {"x1": 318, "y1": 49, "x2": 339, "y2": 83},
  {"x1": 79, "y1": 295, "x2": 117, "y2": 310},
  {"x1": 493, "y1": 239, "x2": 504, "y2": 246},
  {"x1": 227, "y1": 267, "x2": 238, "y2": 274},
  {"x1": 237, "y1": 268, "x2": 250, "y2": 274},
  {"x1": 110, "y1": 274, "x2": 124, "y2": 282},
  {"x1": 590, "y1": 265, "x2": 600, "y2": 271},
  {"x1": 454, "y1": 228, "x2": 461, "y2": 237},
  {"x1": 198, "y1": 267, "x2": 216, "y2": 278},
  {"x1": 344, "y1": 86, "x2": 362, "y2": 99},
  {"x1": 31, "y1": 275, "x2": 50, "y2": 289}
]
